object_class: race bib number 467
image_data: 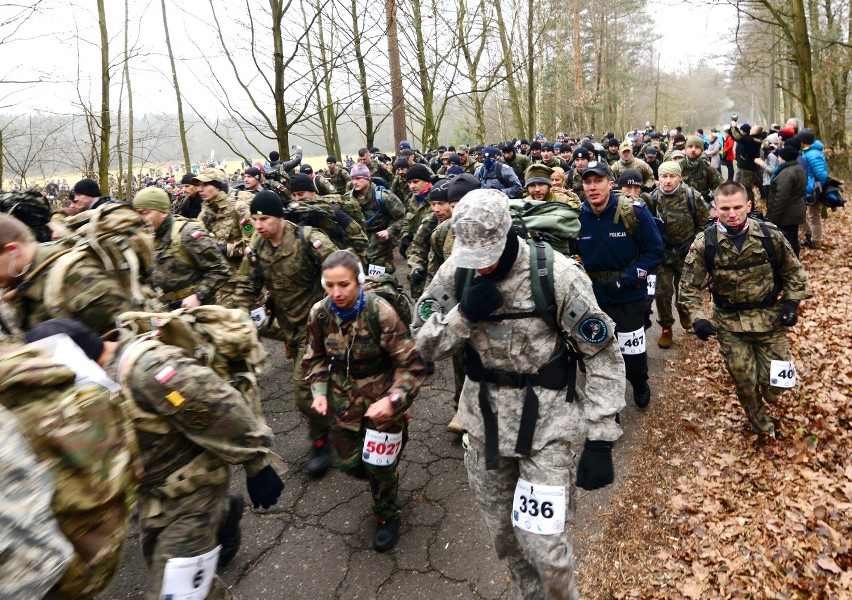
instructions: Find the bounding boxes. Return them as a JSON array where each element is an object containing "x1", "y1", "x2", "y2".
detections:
[{"x1": 512, "y1": 478, "x2": 566, "y2": 535}]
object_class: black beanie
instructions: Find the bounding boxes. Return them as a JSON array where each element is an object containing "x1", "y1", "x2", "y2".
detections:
[
  {"x1": 244, "y1": 167, "x2": 262, "y2": 179},
  {"x1": 530, "y1": 141, "x2": 542, "y2": 151},
  {"x1": 289, "y1": 174, "x2": 317, "y2": 194},
  {"x1": 250, "y1": 190, "x2": 284, "y2": 216},
  {"x1": 73, "y1": 178, "x2": 101, "y2": 198},
  {"x1": 180, "y1": 173, "x2": 196, "y2": 185},
  {"x1": 326, "y1": 155, "x2": 337, "y2": 163},
  {"x1": 447, "y1": 173, "x2": 481, "y2": 202},
  {"x1": 778, "y1": 145, "x2": 799, "y2": 162},
  {"x1": 26, "y1": 318, "x2": 104, "y2": 362},
  {"x1": 429, "y1": 178, "x2": 451, "y2": 202},
  {"x1": 406, "y1": 163, "x2": 432, "y2": 182}
]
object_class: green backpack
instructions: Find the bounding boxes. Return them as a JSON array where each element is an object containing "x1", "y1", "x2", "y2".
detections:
[
  {"x1": 508, "y1": 199, "x2": 581, "y2": 257},
  {"x1": 0, "y1": 190, "x2": 52, "y2": 242},
  {"x1": 363, "y1": 273, "x2": 413, "y2": 333}
]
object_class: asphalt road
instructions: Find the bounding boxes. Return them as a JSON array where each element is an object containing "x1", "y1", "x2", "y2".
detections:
[{"x1": 100, "y1": 271, "x2": 673, "y2": 599}]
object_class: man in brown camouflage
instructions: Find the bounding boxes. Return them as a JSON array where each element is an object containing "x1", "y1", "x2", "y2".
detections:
[
  {"x1": 415, "y1": 189, "x2": 625, "y2": 599},
  {"x1": 348, "y1": 163, "x2": 405, "y2": 275},
  {"x1": 500, "y1": 143, "x2": 531, "y2": 184},
  {"x1": 239, "y1": 190, "x2": 340, "y2": 475},
  {"x1": 193, "y1": 168, "x2": 254, "y2": 310},
  {"x1": 132, "y1": 187, "x2": 232, "y2": 310},
  {"x1": 26, "y1": 318, "x2": 284, "y2": 600},
  {"x1": 304, "y1": 250, "x2": 427, "y2": 551},
  {"x1": 611, "y1": 142, "x2": 655, "y2": 189},
  {"x1": 358, "y1": 147, "x2": 394, "y2": 183},
  {"x1": 648, "y1": 161, "x2": 710, "y2": 348},
  {"x1": 325, "y1": 155, "x2": 351, "y2": 194},
  {"x1": 680, "y1": 136, "x2": 723, "y2": 203},
  {"x1": 0, "y1": 214, "x2": 133, "y2": 336},
  {"x1": 523, "y1": 164, "x2": 581, "y2": 207},
  {"x1": 456, "y1": 145, "x2": 481, "y2": 174},
  {"x1": 399, "y1": 163, "x2": 435, "y2": 269},
  {"x1": 679, "y1": 182, "x2": 810, "y2": 436}
]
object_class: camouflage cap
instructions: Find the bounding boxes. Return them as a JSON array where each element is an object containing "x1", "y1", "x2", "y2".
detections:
[
  {"x1": 132, "y1": 187, "x2": 171, "y2": 212},
  {"x1": 457, "y1": 145, "x2": 470, "y2": 153},
  {"x1": 451, "y1": 189, "x2": 512, "y2": 269},
  {"x1": 671, "y1": 149, "x2": 686, "y2": 160},
  {"x1": 619, "y1": 141, "x2": 632, "y2": 152},
  {"x1": 685, "y1": 135, "x2": 704, "y2": 148},
  {"x1": 192, "y1": 168, "x2": 226, "y2": 184},
  {"x1": 524, "y1": 163, "x2": 554, "y2": 187},
  {"x1": 658, "y1": 161, "x2": 682, "y2": 177}
]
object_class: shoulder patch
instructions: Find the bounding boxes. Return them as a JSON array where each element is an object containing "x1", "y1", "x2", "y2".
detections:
[
  {"x1": 166, "y1": 390, "x2": 186, "y2": 406},
  {"x1": 191, "y1": 230, "x2": 204, "y2": 239},
  {"x1": 578, "y1": 317, "x2": 608, "y2": 343},
  {"x1": 416, "y1": 296, "x2": 444, "y2": 323},
  {"x1": 154, "y1": 365, "x2": 177, "y2": 384}
]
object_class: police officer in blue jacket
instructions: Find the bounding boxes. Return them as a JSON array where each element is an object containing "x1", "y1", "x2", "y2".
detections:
[{"x1": 576, "y1": 162, "x2": 665, "y2": 408}]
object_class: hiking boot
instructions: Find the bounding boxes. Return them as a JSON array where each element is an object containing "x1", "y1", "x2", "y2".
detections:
[
  {"x1": 217, "y1": 494, "x2": 245, "y2": 567},
  {"x1": 306, "y1": 437, "x2": 332, "y2": 477},
  {"x1": 679, "y1": 314, "x2": 692, "y2": 331},
  {"x1": 633, "y1": 382, "x2": 651, "y2": 409},
  {"x1": 373, "y1": 517, "x2": 401, "y2": 552},
  {"x1": 658, "y1": 328, "x2": 673, "y2": 349},
  {"x1": 446, "y1": 416, "x2": 464, "y2": 435}
]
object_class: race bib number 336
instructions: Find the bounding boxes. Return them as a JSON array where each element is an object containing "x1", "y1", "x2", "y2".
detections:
[{"x1": 512, "y1": 478, "x2": 566, "y2": 535}]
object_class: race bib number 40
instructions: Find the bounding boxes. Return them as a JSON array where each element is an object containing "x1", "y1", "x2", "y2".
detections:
[
  {"x1": 159, "y1": 545, "x2": 221, "y2": 600},
  {"x1": 362, "y1": 428, "x2": 403, "y2": 466},
  {"x1": 368, "y1": 264, "x2": 387, "y2": 276},
  {"x1": 512, "y1": 478, "x2": 566, "y2": 535},
  {"x1": 769, "y1": 359, "x2": 796, "y2": 388},
  {"x1": 617, "y1": 327, "x2": 646, "y2": 355}
]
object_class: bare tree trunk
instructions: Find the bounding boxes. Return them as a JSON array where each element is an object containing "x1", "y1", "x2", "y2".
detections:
[
  {"x1": 314, "y1": 0, "x2": 341, "y2": 159},
  {"x1": 160, "y1": 0, "x2": 191, "y2": 171},
  {"x1": 386, "y1": 0, "x2": 407, "y2": 148},
  {"x1": 571, "y1": 0, "x2": 583, "y2": 130},
  {"x1": 351, "y1": 0, "x2": 374, "y2": 148},
  {"x1": 125, "y1": 0, "x2": 134, "y2": 197},
  {"x1": 790, "y1": 0, "x2": 821, "y2": 136},
  {"x1": 492, "y1": 0, "x2": 525, "y2": 135},
  {"x1": 97, "y1": 0, "x2": 110, "y2": 192},
  {"x1": 0, "y1": 127, "x2": 4, "y2": 188},
  {"x1": 525, "y1": 0, "x2": 535, "y2": 139},
  {"x1": 410, "y1": 0, "x2": 437, "y2": 147},
  {"x1": 269, "y1": 0, "x2": 290, "y2": 158}
]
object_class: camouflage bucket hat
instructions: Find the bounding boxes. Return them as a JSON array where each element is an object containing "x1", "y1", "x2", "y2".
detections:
[
  {"x1": 192, "y1": 168, "x2": 226, "y2": 184},
  {"x1": 451, "y1": 189, "x2": 512, "y2": 269}
]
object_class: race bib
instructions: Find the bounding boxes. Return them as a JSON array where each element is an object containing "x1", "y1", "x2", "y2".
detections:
[
  {"x1": 368, "y1": 264, "x2": 387, "y2": 276},
  {"x1": 159, "y1": 545, "x2": 221, "y2": 600},
  {"x1": 646, "y1": 274, "x2": 657, "y2": 295},
  {"x1": 362, "y1": 428, "x2": 403, "y2": 467},
  {"x1": 769, "y1": 359, "x2": 796, "y2": 388},
  {"x1": 617, "y1": 327, "x2": 646, "y2": 355},
  {"x1": 512, "y1": 478, "x2": 566, "y2": 536},
  {"x1": 249, "y1": 307, "x2": 266, "y2": 328}
]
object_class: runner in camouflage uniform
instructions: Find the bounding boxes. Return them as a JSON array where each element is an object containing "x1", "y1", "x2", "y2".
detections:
[
  {"x1": 304, "y1": 250, "x2": 427, "y2": 551},
  {"x1": 348, "y1": 164, "x2": 405, "y2": 275}
]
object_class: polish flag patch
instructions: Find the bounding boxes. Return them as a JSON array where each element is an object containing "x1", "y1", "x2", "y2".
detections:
[
  {"x1": 191, "y1": 230, "x2": 203, "y2": 239},
  {"x1": 154, "y1": 366, "x2": 177, "y2": 384},
  {"x1": 313, "y1": 239, "x2": 323, "y2": 249}
]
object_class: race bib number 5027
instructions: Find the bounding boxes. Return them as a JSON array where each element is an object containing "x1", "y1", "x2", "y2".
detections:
[{"x1": 512, "y1": 478, "x2": 566, "y2": 535}]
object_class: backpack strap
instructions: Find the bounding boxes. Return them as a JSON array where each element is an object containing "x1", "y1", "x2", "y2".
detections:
[
  {"x1": 613, "y1": 195, "x2": 639, "y2": 237},
  {"x1": 703, "y1": 223, "x2": 718, "y2": 275},
  {"x1": 685, "y1": 187, "x2": 698, "y2": 225},
  {"x1": 116, "y1": 334, "x2": 173, "y2": 435},
  {"x1": 527, "y1": 240, "x2": 557, "y2": 331}
]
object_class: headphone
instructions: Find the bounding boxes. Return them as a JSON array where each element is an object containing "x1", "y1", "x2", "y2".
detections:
[{"x1": 321, "y1": 250, "x2": 366, "y2": 287}]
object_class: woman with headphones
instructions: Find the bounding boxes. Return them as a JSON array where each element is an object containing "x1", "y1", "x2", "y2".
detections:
[{"x1": 303, "y1": 250, "x2": 427, "y2": 551}]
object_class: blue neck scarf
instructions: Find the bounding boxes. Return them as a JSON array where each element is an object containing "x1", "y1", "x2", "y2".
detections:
[{"x1": 329, "y1": 288, "x2": 366, "y2": 321}]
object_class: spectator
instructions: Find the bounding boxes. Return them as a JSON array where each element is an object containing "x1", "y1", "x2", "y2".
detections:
[
  {"x1": 797, "y1": 129, "x2": 829, "y2": 250},
  {"x1": 766, "y1": 144, "x2": 806, "y2": 256}
]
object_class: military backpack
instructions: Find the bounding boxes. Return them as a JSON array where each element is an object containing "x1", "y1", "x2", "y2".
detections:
[
  {"x1": 362, "y1": 273, "x2": 413, "y2": 334},
  {"x1": 508, "y1": 198, "x2": 581, "y2": 257},
  {"x1": 0, "y1": 189, "x2": 52, "y2": 242},
  {"x1": 0, "y1": 343, "x2": 140, "y2": 598},
  {"x1": 285, "y1": 197, "x2": 359, "y2": 253}
]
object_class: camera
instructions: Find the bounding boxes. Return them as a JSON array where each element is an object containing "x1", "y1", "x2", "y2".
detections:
[{"x1": 731, "y1": 113, "x2": 738, "y2": 122}]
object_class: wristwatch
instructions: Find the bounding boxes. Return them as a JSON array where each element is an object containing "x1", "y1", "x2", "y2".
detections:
[{"x1": 389, "y1": 393, "x2": 403, "y2": 409}]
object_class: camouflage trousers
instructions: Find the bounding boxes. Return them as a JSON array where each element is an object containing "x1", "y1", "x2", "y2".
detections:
[
  {"x1": 716, "y1": 327, "x2": 791, "y2": 433},
  {"x1": 366, "y1": 233, "x2": 396, "y2": 275},
  {"x1": 288, "y1": 334, "x2": 331, "y2": 442},
  {"x1": 140, "y1": 482, "x2": 232, "y2": 600},
  {"x1": 734, "y1": 169, "x2": 756, "y2": 204},
  {"x1": 464, "y1": 435, "x2": 579, "y2": 600},
  {"x1": 328, "y1": 418, "x2": 408, "y2": 521},
  {"x1": 655, "y1": 253, "x2": 689, "y2": 329}
]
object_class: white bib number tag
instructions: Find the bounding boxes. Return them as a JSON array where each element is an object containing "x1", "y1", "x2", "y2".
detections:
[
  {"x1": 512, "y1": 478, "x2": 566, "y2": 535},
  {"x1": 362, "y1": 428, "x2": 403, "y2": 466},
  {"x1": 769, "y1": 359, "x2": 796, "y2": 388},
  {"x1": 249, "y1": 307, "x2": 266, "y2": 328},
  {"x1": 646, "y1": 274, "x2": 657, "y2": 295},
  {"x1": 617, "y1": 327, "x2": 646, "y2": 355},
  {"x1": 368, "y1": 264, "x2": 387, "y2": 276},
  {"x1": 159, "y1": 545, "x2": 221, "y2": 599}
]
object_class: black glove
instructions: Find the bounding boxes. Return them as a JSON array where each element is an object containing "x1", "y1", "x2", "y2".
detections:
[
  {"x1": 693, "y1": 318, "x2": 718, "y2": 341},
  {"x1": 246, "y1": 465, "x2": 284, "y2": 509},
  {"x1": 460, "y1": 276, "x2": 503, "y2": 322},
  {"x1": 779, "y1": 300, "x2": 799, "y2": 327},
  {"x1": 217, "y1": 243, "x2": 228, "y2": 256},
  {"x1": 576, "y1": 440, "x2": 614, "y2": 491},
  {"x1": 598, "y1": 275, "x2": 625, "y2": 293},
  {"x1": 410, "y1": 267, "x2": 426, "y2": 287},
  {"x1": 399, "y1": 236, "x2": 412, "y2": 259}
]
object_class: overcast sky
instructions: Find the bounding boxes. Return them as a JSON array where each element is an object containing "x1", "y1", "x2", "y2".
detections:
[{"x1": 2, "y1": 0, "x2": 737, "y2": 117}]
